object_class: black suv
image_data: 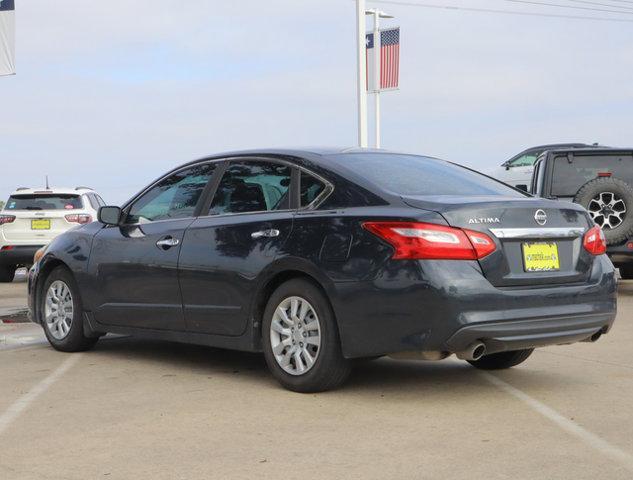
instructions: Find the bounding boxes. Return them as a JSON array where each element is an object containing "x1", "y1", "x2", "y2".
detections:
[{"x1": 531, "y1": 147, "x2": 633, "y2": 277}]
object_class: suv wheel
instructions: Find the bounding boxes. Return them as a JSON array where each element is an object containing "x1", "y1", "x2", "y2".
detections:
[
  {"x1": 467, "y1": 349, "x2": 534, "y2": 370},
  {"x1": 574, "y1": 177, "x2": 633, "y2": 245},
  {"x1": 41, "y1": 266, "x2": 99, "y2": 352},
  {"x1": 262, "y1": 279, "x2": 351, "y2": 393},
  {"x1": 0, "y1": 265, "x2": 16, "y2": 283}
]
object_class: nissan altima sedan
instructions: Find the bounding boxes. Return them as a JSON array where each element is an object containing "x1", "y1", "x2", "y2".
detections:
[{"x1": 28, "y1": 148, "x2": 617, "y2": 392}]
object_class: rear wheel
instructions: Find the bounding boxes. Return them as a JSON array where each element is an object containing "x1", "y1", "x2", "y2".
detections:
[
  {"x1": 262, "y1": 279, "x2": 351, "y2": 393},
  {"x1": 619, "y1": 265, "x2": 633, "y2": 280},
  {"x1": 0, "y1": 265, "x2": 16, "y2": 283},
  {"x1": 41, "y1": 266, "x2": 98, "y2": 352},
  {"x1": 467, "y1": 349, "x2": 534, "y2": 370}
]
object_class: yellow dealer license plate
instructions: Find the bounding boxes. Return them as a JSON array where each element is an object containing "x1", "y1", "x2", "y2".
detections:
[
  {"x1": 31, "y1": 219, "x2": 51, "y2": 230},
  {"x1": 522, "y1": 242, "x2": 560, "y2": 272}
]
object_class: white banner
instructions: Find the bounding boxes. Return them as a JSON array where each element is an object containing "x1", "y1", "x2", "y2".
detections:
[{"x1": 0, "y1": 0, "x2": 15, "y2": 76}]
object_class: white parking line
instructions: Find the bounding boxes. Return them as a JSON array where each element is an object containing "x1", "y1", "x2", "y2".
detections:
[
  {"x1": 0, "y1": 354, "x2": 81, "y2": 436},
  {"x1": 479, "y1": 371, "x2": 633, "y2": 472}
]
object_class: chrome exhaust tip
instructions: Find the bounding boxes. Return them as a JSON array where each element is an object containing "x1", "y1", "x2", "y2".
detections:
[
  {"x1": 456, "y1": 342, "x2": 487, "y2": 361},
  {"x1": 583, "y1": 331, "x2": 603, "y2": 343}
]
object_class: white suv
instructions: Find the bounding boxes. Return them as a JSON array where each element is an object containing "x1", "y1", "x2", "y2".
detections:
[{"x1": 0, "y1": 187, "x2": 105, "y2": 282}]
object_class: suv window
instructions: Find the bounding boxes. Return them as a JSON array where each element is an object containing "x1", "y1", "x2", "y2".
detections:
[
  {"x1": 210, "y1": 161, "x2": 291, "y2": 215},
  {"x1": 508, "y1": 152, "x2": 539, "y2": 168},
  {"x1": 86, "y1": 194, "x2": 99, "y2": 210},
  {"x1": 531, "y1": 159, "x2": 543, "y2": 195},
  {"x1": 300, "y1": 171, "x2": 326, "y2": 207},
  {"x1": 127, "y1": 163, "x2": 215, "y2": 223},
  {"x1": 551, "y1": 155, "x2": 633, "y2": 197},
  {"x1": 335, "y1": 153, "x2": 524, "y2": 197},
  {"x1": 5, "y1": 194, "x2": 83, "y2": 210}
]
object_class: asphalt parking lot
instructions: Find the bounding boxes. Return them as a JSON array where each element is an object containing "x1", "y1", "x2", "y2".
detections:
[{"x1": 1, "y1": 277, "x2": 633, "y2": 479}]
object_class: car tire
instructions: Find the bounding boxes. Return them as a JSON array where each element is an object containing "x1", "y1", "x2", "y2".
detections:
[
  {"x1": 0, "y1": 265, "x2": 16, "y2": 283},
  {"x1": 41, "y1": 266, "x2": 99, "y2": 352},
  {"x1": 574, "y1": 177, "x2": 633, "y2": 245},
  {"x1": 619, "y1": 265, "x2": 633, "y2": 280},
  {"x1": 467, "y1": 349, "x2": 534, "y2": 370},
  {"x1": 262, "y1": 278, "x2": 351, "y2": 393}
]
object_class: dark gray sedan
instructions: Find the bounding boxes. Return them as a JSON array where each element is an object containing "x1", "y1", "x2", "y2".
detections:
[{"x1": 28, "y1": 149, "x2": 617, "y2": 392}]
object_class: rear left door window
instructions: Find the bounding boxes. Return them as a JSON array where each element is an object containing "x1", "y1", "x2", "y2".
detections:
[{"x1": 209, "y1": 161, "x2": 292, "y2": 215}]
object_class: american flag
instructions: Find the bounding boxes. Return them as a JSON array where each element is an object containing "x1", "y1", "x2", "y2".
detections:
[{"x1": 366, "y1": 27, "x2": 400, "y2": 91}]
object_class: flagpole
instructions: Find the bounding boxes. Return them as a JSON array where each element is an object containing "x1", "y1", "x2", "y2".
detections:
[
  {"x1": 356, "y1": 0, "x2": 368, "y2": 148},
  {"x1": 373, "y1": 11, "x2": 381, "y2": 149}
]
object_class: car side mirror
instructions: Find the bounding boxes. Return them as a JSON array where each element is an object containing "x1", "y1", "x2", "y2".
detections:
[{"x1": 98, "y1": 206, "x2": 122, "y2": 226}]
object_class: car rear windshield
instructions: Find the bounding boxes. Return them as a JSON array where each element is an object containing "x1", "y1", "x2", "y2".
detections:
[
  {"x1": 334, "y1": 153, "x2": 524, "y2": 197},
  {"x1": 551, "y1": 154, "x2": 633, "y2": 197},
  {"x1": 5, "y1": 194, "x2": 83, "y2": 210}
]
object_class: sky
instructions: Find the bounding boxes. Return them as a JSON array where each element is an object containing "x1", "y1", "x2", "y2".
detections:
[{"x1": 1, "y1": 0, "x2": 632, "y2": 203}]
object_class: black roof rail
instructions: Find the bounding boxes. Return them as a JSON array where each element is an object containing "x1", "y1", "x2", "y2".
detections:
[
  {"x1": 75, "y1": 186, "x2": 93, "y2": 191},
  {"x1": 15, "y1": 187, "x2": 30, "y2": 191}
]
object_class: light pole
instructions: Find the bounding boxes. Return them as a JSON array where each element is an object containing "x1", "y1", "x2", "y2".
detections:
[
  {"x1": 356, "y1": 1, "x2": 393, "y2": 149},
  {"x1": 355, "y1": 0, "x2": 368, "y2": 148},
  {"x1": 366, "y1": 8, "x2": 393, "y2": 149}
]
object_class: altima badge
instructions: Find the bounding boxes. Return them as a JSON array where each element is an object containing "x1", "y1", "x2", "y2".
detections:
[
  {"x1": 468, "y1": 217, "x2": 500, "y2": 224},
  {"x1": 534, "y1": 209, "x2": 547, "y2": 226}
]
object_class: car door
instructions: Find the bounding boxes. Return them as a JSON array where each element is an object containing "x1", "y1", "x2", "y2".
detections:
[
  {"x1": 88, "y1": 163, "x2": 216, "y2": 331},
  {"x1": 178, "y1": 159, "x2": 295, "y2": 336}
]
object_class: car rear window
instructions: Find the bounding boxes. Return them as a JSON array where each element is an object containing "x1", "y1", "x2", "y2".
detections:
[
  {"x1": 334, "y1": 153, "x2": 524, "y2": 197},
  {"x1": 551, "y1": 154, "x2": 633, "y2": 197},
  {"x1": 5, "y1": 194, "x2": 84, "y2": 210}
]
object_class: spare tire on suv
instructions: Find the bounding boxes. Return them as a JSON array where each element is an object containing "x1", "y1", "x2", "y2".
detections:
[{"x1": 574, "y1": 177, "x2": 633, "y2": 245}]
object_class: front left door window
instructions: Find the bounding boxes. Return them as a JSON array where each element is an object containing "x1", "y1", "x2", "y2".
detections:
[
  {"x1": 89, "y1": 163, "x2": 216, "y2": 331},
  {"x1": 127, "y1": 164, "x2": 215, "y2": 223}
]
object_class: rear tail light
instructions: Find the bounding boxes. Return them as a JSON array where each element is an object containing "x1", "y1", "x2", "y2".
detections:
[
  {"x1": 1, "y1": 246, "x2": 14, "y2": 251},
  {"x1": 583, "y1": 226, "x2": 607, "y2": 255},
  {"x1": 65, "y1": 214, "x2": 92, "y2": 224},
  {"x1": 0, "y1": 215, "x2": 16, "y2": 225},
  {"x1": 362, "y1": 222, "x2": 496, "y2": 260}
]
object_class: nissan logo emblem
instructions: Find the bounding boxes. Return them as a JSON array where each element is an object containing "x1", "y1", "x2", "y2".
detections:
[{"x1": 534, "y1": 209, "x2": 547, "y2": 226}]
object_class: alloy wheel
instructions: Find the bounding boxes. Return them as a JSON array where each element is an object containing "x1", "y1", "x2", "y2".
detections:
[
  {"x1": 269, "y1": 296, "x2": 321, "y2": 376},
  {"x1": 588, "y1": 192, "x2": 627, "y2": 230},
  {"x1": 44, "y1": 280, "x2": 74, "y2": 340}
]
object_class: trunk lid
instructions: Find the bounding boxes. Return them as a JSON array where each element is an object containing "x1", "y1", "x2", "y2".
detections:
[{"x1": 403, "y1": 195, "x2": 593, "y2": 287}]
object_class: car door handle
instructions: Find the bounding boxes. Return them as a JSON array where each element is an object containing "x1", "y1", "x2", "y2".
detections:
[
  {"x1": 156, "y1": 237, "x2": 180, "y2": 249},
  {"x1": 251, "y1": 229, "x2": 280, "y2": 239}
]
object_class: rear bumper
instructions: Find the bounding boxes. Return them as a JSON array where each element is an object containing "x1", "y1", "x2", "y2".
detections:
[
  {"x1": 445, "y1": 312, "x2": 612, "y2": 355},
  {"x1": 332, "y1": 255, "x2": 617, "y2": 358},
  {"x1": 0, "y1": 245, "x2": 43, "y2": 267}
]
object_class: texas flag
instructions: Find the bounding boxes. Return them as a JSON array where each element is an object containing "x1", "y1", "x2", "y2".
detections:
[
  {"x1": 365, "y1": 27, "x2": 400, "y2": 92},
  {"x1": 0, "y1": 0, "x2": 15, "y2": 76}
]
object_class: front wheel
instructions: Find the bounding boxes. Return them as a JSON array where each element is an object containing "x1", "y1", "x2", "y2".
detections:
[
  {"x1": 41, "y1": 266, "x2": 99, "y2": 352},
  {"x1": 262, "y1": 279, "x2": 351, "y2": 393},
  {"x1": 467, "y1": 349, "x2": 534, "y2": 370}
]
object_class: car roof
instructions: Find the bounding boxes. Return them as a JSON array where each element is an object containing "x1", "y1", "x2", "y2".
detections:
[
  {"x1": 9, "y1": 187, "x2": 95, "y2": 196},
  {"x1": 542, "y1": 147, "x2": 633, "y2": 156},
  {"x1": 526, "y1": 143, "x2": 591, "y2": 150},
  {"x1": 181, "y1": 147, "x2": 408, "y2": 170}
]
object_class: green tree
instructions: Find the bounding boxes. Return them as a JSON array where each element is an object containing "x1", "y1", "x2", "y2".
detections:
[{"x1": 0, "y1": 200, "x2": 4, "y2": 210}]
